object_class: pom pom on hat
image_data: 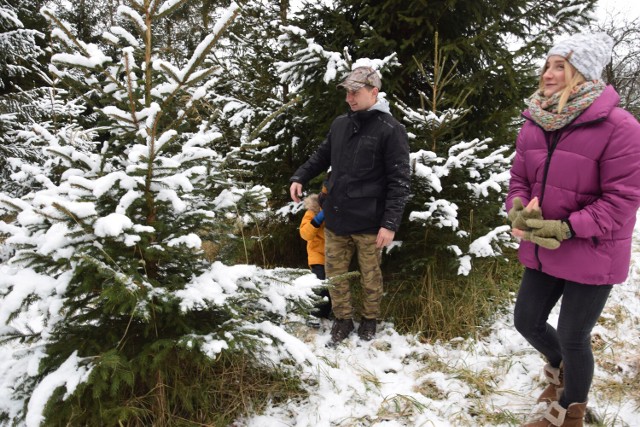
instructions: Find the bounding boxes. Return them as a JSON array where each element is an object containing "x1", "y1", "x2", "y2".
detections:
[{"x1": 547, "y1": 32, "x2": 613, "y2": 81}]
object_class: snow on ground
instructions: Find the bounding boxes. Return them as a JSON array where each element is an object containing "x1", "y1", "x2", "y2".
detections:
[
  {"x1": 1, "y1": 235, "x2": 639, "y2": 427},
  {"x1": 241, "y1": 227, "x2": 640, "y2": 426},
  {"x1": 1, "y1": 252, "x2": 638, "y2": 427}
]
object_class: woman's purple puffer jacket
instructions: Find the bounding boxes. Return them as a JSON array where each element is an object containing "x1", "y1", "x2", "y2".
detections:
[{"x1": 507, "y1": 85, "x2": 640, "y2": 285}]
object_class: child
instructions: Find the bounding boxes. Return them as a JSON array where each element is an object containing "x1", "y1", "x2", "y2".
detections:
[{"x1": 299, "y1": 181, "x2": 331, "y2": 325}]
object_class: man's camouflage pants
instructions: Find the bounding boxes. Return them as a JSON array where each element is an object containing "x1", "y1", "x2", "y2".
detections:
[{"x1": 324, "y1": 228, "x2": 383, "y2": 320}]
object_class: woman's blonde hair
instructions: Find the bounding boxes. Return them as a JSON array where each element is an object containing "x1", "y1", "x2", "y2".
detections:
[{"x1": 538, "y1": 57, "x2": 586, "y2": 112}]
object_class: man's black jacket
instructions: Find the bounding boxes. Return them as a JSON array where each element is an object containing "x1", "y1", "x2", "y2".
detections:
[{"x1": 291, "y1": 107, "x2": 410, "y2": 235}]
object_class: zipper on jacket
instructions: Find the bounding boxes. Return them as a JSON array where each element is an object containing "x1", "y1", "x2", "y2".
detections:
[
  {"x1": 535, "y1": 130, "x2": 562, "y2": 271},
  {"x1": 538, "y1": 131, "x2": 561, "y2": 206}
]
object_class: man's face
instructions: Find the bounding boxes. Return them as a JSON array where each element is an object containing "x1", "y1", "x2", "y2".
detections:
[{"x1": 345, "y1": 86, "x2": 378, "y2": 111}]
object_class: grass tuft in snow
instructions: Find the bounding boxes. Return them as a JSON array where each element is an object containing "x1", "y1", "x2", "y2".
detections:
[{"x1": 383, "y1": 254, "x2": 522, "y2": 341}]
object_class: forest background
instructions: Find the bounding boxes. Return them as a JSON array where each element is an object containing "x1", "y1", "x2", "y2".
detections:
[{"x1": 1, "y1": 0, "x2": 639, "y2": 425}]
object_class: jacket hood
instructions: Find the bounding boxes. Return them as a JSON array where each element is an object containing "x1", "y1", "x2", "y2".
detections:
[
  {"x1": 368, "y1": 97, "x2": 391, "y2": 115},
  {"x1": 303, "y1": 194, "x2": 321, "y2": 213}
]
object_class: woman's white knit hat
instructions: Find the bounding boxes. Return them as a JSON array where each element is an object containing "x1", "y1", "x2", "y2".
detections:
[{"x1": 547, "y1": 32, "x2": 614, "y2": 81}]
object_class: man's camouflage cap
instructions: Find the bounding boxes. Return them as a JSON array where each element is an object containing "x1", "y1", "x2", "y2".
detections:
[{"x1": 337, "y1": 66, "x2": 382, "y2": 91}]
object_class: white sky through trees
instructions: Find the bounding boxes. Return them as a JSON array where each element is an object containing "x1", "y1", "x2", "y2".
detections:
[{"x1": 597, "y1": 0, "x2": 640, "y2": 20}]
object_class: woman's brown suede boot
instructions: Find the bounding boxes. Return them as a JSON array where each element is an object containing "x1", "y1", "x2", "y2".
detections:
[
  {"x1": 537, "y1": 363, "x2": 563, "y2": 403},
  {"x1": 523, "y1": 401, "x2": 588, "y2": 427}
]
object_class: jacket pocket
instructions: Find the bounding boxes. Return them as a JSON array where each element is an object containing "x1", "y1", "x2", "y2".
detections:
[
  {"x1": 353, "y1": 136, "x2": 378, "y2": 171},
  {"x1": 347, "y1": 180, "x2": 384, "y2": 198}
]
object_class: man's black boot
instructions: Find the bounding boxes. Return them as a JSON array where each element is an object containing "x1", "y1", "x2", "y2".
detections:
[
  {"x1": 327, "y1": 318, "x2": 354, "y2": 347},
  {"x1": 358, "y1": 318, "x2": 377, "y2": 341}
]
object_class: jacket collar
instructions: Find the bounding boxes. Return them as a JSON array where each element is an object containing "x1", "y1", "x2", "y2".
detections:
[
  {"x1": 348, "y1": 108, "x2": 380, "y2": 121},
  {"x1": 347, "y1": 108, "x2": 381, "y2": 133}
]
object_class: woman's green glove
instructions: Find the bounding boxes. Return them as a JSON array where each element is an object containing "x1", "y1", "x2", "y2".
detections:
[
  {"x1": 521, "y1": 219, "x2": 572, "y2": 250},
  {"x1": 508, "y1": 197, "x2": 543, "y2": 230}
]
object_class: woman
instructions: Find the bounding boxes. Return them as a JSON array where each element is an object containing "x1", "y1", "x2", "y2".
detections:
[{"x1": 506, "y1": 32, "x2": 640, "y2": 427}]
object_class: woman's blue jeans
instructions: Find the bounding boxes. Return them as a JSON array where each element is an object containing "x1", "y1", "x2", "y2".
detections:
[{"x1": 514, "y1": 268, "x2": 612, "y2": 407}]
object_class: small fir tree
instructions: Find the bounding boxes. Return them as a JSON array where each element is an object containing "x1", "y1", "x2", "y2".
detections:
[
  {"x1": 0, "y1": 1, "x2": 317, "y2": 425},
  {"x1": 391, "y1": 40, "x2": 514, "y2": 279}
]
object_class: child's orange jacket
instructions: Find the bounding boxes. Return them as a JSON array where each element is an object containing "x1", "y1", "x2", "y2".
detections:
[{"x1": 299, "y1": 194, "x2": 325, "y2": 266}]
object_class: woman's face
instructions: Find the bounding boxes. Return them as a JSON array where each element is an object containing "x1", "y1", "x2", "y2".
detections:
[{"x1": 542, "y1": 55, "x2": 572, "y2": 97}]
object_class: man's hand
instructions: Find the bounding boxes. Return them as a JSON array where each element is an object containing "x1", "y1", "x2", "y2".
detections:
[
  {"x1": 290, "y1": 182, "x2": 303, "y2": 203},
  {"x1": 376, "y1": 227, "x2": 395, "y2": 248}
]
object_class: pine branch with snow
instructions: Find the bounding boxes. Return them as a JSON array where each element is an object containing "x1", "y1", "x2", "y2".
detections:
[
  {"x1": 0, "y1": 2, "x2": 322, "y2": 425},
  {"x1": 0, "y1": 1, "x2": 49, "y2": 198},
  {"x1": 0, "y1": 1, "x2": 44, "y2": 89}
]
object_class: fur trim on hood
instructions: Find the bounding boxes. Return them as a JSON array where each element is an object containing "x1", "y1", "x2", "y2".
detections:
[{"x1": 303, "y1": 194, "x2": 321, "y2": 213}]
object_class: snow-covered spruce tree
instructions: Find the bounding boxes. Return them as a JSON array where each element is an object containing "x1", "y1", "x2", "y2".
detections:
[
  {"x1": 0, "y1": 0, "x2": 45, "y2": 92},
  {"x1": 190, "y1": 0, "x2": 309, "y2": 267},
  {"x1": 0, "y1": 0, "x2": 47, "y2": 196},
  {"x1": 392, "y1": 48, "x2": 513, "y2": 278},
  {"x1": 204, "y1": 0, "x2": 304, "y2": 204},
  {"x1": 0, "y1": 2, "x2": 317, "y2": 425}
]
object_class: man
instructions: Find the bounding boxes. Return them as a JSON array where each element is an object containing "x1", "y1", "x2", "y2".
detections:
[{"x1": 289, "y1": 66, "x2": 411, "y2": 346}]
